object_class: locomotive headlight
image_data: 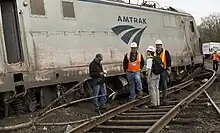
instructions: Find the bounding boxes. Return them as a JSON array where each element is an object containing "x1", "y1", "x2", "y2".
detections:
[{"x1": 23, "y1": 1, "x2": 28, "y2": 7}]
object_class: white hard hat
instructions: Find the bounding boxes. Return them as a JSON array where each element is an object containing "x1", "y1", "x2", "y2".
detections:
[
  {"x1": 146, "y1": 45, "x2": 156, "y2": 52},
  {"x1": 130, "y1": 42, "x2": 138, "y2": 48},
  {"x1": 155, "y1": 39, "x2": 163, "y2": 45}
]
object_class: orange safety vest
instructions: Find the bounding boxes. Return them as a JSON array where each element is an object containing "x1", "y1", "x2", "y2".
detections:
[
  {"x1": 212, "y1": 53, "x2": 219, "y2": 61},
  {"x1": 154, "y1": 49, "x2": 166, "y2": 69},
  {"x1": 127, "y1": 52, "x2": 141, "y2": 72}
]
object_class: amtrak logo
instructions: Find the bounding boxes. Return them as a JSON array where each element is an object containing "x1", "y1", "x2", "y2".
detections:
[{"x1": 111, "y1": 25, "x2": 147, "y2": 46}]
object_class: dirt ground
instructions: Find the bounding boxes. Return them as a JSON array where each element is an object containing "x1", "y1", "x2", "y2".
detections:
[
  {"x1": 0, "y1": 96, "x2": 128, "y2": 133},
  {"x1": 0, "y1": 83, "x2": 199, "y2": 133},
  {"x1": 206, "y1": 78, "x2": 220, "y2": 110},
  {"x1": 161, "y1": 101, "x2": 220, "y2": 133},
  {"x1": 0, "y1": 60, "x2": 217, "y2": 133},
  {"x1": 161, "y1": 67, "x2": 220, "y2": 133}
]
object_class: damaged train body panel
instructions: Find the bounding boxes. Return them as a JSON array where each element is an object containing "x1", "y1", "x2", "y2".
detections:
[{"x1": 0, "y1": 0, "x2": 203, "y2": 116}]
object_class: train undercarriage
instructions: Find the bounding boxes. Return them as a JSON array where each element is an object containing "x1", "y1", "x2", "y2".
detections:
[{"x1": 0, "y1": 60, "x2": 204, "y2": 118}]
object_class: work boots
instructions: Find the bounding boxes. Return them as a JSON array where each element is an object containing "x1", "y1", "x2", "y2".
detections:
[{"x1": 137, "y1": 91, "x2": 144, "y2": 99}]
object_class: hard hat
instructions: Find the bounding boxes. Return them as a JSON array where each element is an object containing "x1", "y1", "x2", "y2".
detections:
[
  {"x1": 130, "y1": 42, "x2": 138, "y2": 48},
  {"x1": 155, "y1": 39, "x2": 163, "y2": 45},
  {"x1": 146, "y1": 45, "x2": 156, "y2": 52}
]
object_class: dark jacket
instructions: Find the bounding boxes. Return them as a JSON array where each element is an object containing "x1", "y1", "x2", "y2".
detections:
[
  {"x1": 123, "y1": 51, "x2": 145, "y2": 72},
  {"x1": 89, "y1": 59, "x2": 104, "y2": 79},
  {"x1": 155, "y1": 48, "x2": 171, "y2": 69}
]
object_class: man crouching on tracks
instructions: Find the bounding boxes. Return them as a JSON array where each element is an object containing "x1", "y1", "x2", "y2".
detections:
[
  {"x1": 123, "y1": 42, "x2": 145, "y2": 101},
  {"x1": 144, "y1": 46, "x2": 163, "y2": 108},
  {"x1": 89, "y1": 53, "x2": 107, "y2": 112},
  {"x1": 154, "y1": 39, "x2": 172, "y2": 103}
]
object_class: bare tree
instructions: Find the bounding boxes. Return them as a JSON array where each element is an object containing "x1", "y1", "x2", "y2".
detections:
[{"x1": 198, "y1": 12, "x2": 220, "y2": 43}]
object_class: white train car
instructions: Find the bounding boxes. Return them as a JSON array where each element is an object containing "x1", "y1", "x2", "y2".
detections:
[
  {"x1": 202, "y1": 42, "x2": 220, "y2": 54},
  {"x1": 0, "y1": 0, "x2": 203, "y2": 116},
  {"x1": 202, "y1": 42, "x2": 220, "y2": 58}
]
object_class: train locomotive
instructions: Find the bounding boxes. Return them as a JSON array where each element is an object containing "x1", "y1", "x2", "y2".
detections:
[{"x1": 0, "y1": 0, "x2": 203, "y2": 117}]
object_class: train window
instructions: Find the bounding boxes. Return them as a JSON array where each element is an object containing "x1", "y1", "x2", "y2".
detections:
[
  {"x1": 61, "y1": 1, "x2": 75, "y2": 18},
  {"x1": 163, "y1": 15, "x2": 169, "y2": 27},
  {"x1": 163, "y1": 15, "x2": 177, "y2": 28},
  {"x1": 190, "y1": 21, "x2": 195, "y2": 32},
  {"x1": 30, "y1": 0, "x2": 45, "y2": 15},
  {"x1": 169, "y1": 16, "x2": 176, "y2": 27}
]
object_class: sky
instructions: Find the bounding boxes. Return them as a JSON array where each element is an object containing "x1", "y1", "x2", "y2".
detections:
[{"x1": 124, "y1": 0, "x2": 220, "y2": 25}]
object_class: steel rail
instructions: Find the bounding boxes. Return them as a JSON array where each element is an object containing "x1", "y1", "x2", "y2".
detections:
[
  {"x1": 146, "y1": 69, "x2": 216, "y2": 133},
  {"x1": 67, "y1": 78, "x2": 194, "y2": 133},
  {"x1": 204, "y1": 91, "x2": 220, "y2": 115}
]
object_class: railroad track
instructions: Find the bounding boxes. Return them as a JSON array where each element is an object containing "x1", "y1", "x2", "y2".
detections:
[
  {"x1": 160, "y1": 91, "x2": 220, "y2": 133},
  {"x1": 67, "y1": 69, "x2": 216, "y2": 133}
]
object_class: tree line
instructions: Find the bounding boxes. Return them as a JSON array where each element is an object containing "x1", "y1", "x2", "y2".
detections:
[{"x1": 197, "y1": 12, "x2": 220, "y2": 43}]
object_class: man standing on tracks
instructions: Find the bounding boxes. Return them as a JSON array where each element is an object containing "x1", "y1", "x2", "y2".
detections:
[
  {"x1": 154, "y1": 39, "x2": 172, "y2": 103},
  {"x1": 144, "y1": 46, "x2": 163, "y2": 108},
  {"x1": 211, "y1": 50, "x2": 219, "y2": 71},
  {"x1": 123, "y1": 42, "x2": 145, "y2": 101},
  {"x1": 89, "y1": 53, "x2": 107, "y2": 112}
]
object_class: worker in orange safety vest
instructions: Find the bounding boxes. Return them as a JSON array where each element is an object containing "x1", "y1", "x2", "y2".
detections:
[
  {"x1": 123, "y1": 42, "x2": 145, "y2": 101},
  {"x1": 211, "y1": 50, "x2": 219, "y2": 71}
]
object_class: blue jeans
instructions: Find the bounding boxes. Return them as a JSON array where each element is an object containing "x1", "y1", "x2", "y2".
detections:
[
  {"x1": 92, "y1": 79, "x2": 107, "y2": 109},
  {"x1": 126, "y1": 71, "x2": 143, "y2": 100},
  {"x1": 159, "y1": 70, "x2": 168, "y2": 99}
]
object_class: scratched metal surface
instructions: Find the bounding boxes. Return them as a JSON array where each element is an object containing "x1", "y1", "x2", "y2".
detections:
[
  {"x1": 18, "y1": 0, "x2": 200, "y2": 68},
  {"x1": 0, "y1": 0, "x2": 203, "y2": 89}
]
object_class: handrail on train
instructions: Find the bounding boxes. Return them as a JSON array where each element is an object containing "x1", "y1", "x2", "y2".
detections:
[{"x1": 106, "y1": 0, "x2": 181, "y2": 13}]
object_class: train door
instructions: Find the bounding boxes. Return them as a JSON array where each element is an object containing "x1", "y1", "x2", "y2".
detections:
[
  {"x1": 0, "y1": 0, "x2": 24, "y2": 64},
  {"x1": 189, "y1": 20, "x2": 199, "y2": 53},
  {"x1": 183, "y1": 19, "x2": 195, "y2": 56},
  {"x1": 190, "y1": 20, "x2": 201, "y2": 55}
]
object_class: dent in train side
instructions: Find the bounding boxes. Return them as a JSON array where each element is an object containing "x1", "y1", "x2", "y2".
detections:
[{"x1": 0, "y1": 0, "x2": 204, "y2": 117}]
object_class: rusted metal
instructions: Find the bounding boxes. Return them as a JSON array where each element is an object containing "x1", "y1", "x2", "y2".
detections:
[
  {"x1": 39, "y1": 79, "x2": 87, "y2": 117},
  {"x1": 127, "y1": 108, "x2": 171, "y2": 112},
  {"x1": 204, "y1": 91, "x2": 220, "y2": 115},
  {"x1": 43, "y1": 94, "x2": 107, "y2": 116},
  {"x1": 115, "y1": 114, "x2": 163, "y2": 119},
  {"x1": 170, "y1": 118, "x2": 199, "y2": 125},
  {"x1": 193, "y1": 97, "x2": 210, "y2": 102},
  {"x1": 67, "y1": 78, "x2": 194, "y2": 133},
  {"x1": 106, "y1": 119, "x2": 158, "y2": 124},
  {"x1": 165, "y1": 79, "x2": 194, "y2": 95},
  {"x1": 4, "y1": 92, "x2": 25, "y2": 104},
  {"x1": 123, "y1": 112, "x2": 167, "y2": 115},
  {"x1": 181, "y1": 67, "x2": 202, "y2": 82},
  {"x1": 193, "y1": 72, "x2": 212, "y2": 79},
  {"x1": 146, "y1": 69, "x2": 216, "y2": 133},
  {"x1": 0, "y1": 121, "x2": 33, "y2": 131},
  {"x1": 95, "y1": 125, "x2": 151, "y2": 130}
]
